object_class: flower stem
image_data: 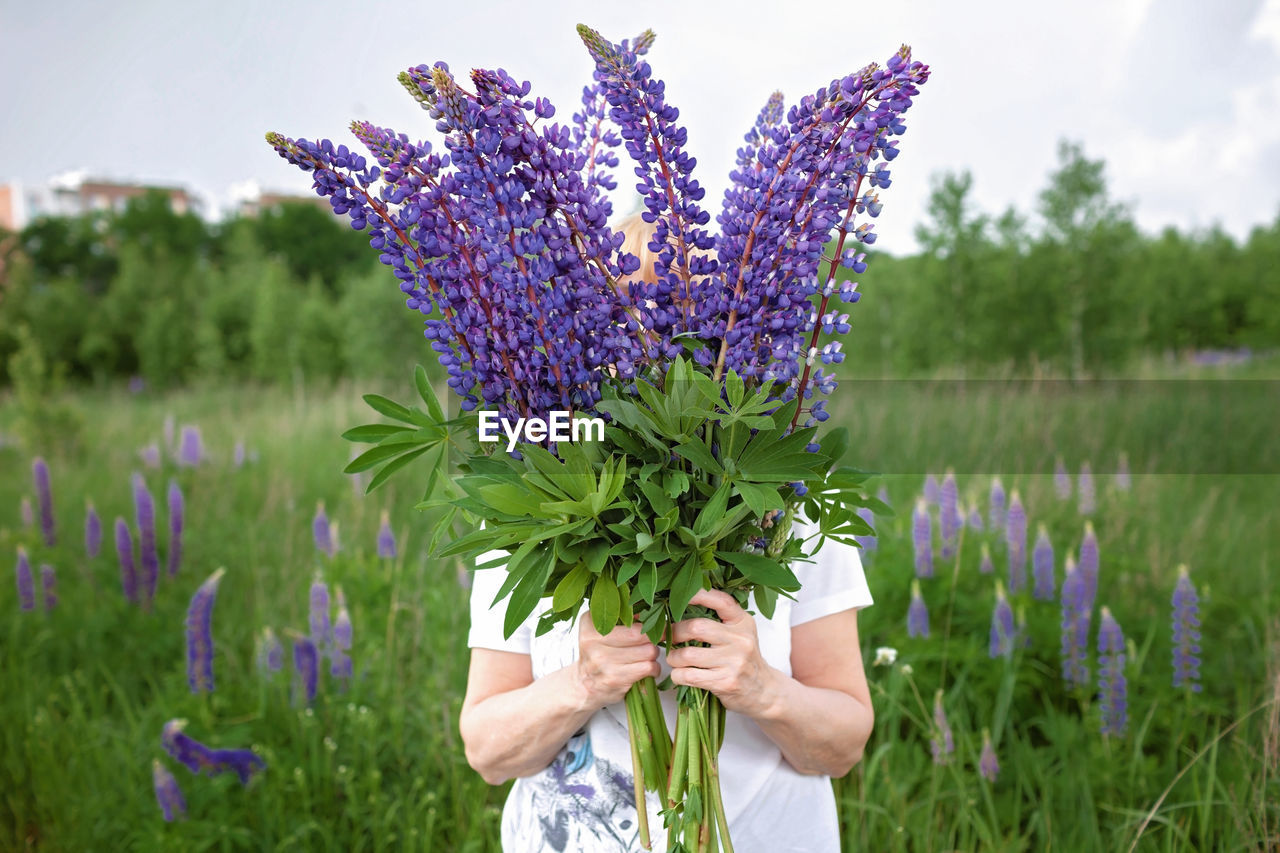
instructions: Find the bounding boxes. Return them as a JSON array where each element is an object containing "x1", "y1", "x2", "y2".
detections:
[{"x1": 625, "y1": 688, "x2": 653, "y2": 849}]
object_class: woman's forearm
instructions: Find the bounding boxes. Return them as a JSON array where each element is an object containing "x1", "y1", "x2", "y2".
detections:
[
  {"x1": 460, "y1": 663, "x2": 598, "y2": 785},
  {"x1": 752, "y1": 667, "x2": 875, "y2": 778}
]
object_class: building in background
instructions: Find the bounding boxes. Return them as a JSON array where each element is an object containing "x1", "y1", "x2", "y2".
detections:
[{"x1": 227, "y1": 179, "x2": 335, "y2": 219}]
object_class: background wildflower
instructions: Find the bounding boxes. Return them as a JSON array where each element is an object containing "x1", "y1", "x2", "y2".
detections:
[
  {"x1": 1172, "y1": 565, "x2": 1202, "y2": 692},
  {"x1": 979, "y1": 729, "x2": 999, "y2": 782},
  {"x1": 32, "y1": 457, "x2": 55, "y2": 546},
  {"x1": 1098, "y1": 606, "x2": 1128, "y2": 736},
  {"x1": 931, "y1": 690, "x2": 954, "y2": 764},
  {"x1": 15, "y1": 547, "x2": 35, "y2": 611},
  {"x1": 1006, "y1": 490, "x2": 1027, "y2": 594},
  {"x1": 152, "y1": 760, "x2": 187, "y2": 822},
  {"x1": 990, "y1": 582, "x2": 1014, "y2": 658},
  {"x1": 908, "y1": 579, "x2": 930, "y2": 638},
  {"x1": 1032, "y1": 523, "x2": 1055, "y2": 600},
  {"x1": 186, "y1": 568, "x2": 226, "y2": 693},
  {"x1": 912, "y1": 498, "x2": 933, "y2": 578},
  {"x1": 377, "y1": 510, "x2": 396, "y2": 559},
  {"x1": 115, "y1": 518, "x2": 138, "y2": 604}
]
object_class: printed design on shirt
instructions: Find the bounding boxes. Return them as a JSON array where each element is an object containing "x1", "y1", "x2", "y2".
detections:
[{"x1": 502, "y1": 729, "x2": 645, "y2": 852}]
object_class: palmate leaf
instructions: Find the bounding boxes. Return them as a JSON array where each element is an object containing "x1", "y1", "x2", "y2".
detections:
[
  {"x1": 717, "y1": 550, "x2": 802, "y2": 591},
  {"x1": 342, "y1": 423, "x2": 413, "y2": 443},
  {"x1": 414, "y1": 364, "x2": 446, "y2": 423},
  {"x1": 668, "y1": 553, "x2": 703, "y2": 622},
  {"x1": 362, "y1": 393, "x2": 421, "y2": 425},
  {"x1": 505, "y1": 549, "x2": 555, "y2": 639},
  {"x1": 364, "y1": 445, "x2": 433, "y2": 494}
]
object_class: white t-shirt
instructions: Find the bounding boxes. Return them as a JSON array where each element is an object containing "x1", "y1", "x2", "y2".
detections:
[{"x1": 467, "y1": 520, "x2": 873, "y2": 853}]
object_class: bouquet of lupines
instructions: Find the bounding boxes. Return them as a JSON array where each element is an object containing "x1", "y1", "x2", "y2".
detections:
[{"x1": 268, "y1": 24, "x2": 926, "y2": 852}]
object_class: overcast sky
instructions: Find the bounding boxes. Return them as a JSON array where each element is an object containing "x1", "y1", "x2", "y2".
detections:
[{"x1": 2, "y1": 0, "x2": 1278, "y2": 254}]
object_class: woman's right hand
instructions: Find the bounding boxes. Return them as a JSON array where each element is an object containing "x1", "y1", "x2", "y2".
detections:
[{"x1": 573, "y1": 618, "x2": 660, "y2": 709}]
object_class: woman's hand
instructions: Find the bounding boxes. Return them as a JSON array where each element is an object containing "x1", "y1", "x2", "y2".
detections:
[
  {"x1": 667, "y1": 589, "x2": 779, "y2": 719},
  {"x1": 572, "y1": 618, "x2": 661, "y2": 710}
]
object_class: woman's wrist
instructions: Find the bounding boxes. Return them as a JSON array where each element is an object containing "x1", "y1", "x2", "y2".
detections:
[{"x1": 748, "y1": 665, "x2": 796, "y2": 723}]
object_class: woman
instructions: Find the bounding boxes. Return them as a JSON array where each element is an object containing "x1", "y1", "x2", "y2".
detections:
[{"x1": 459, "y1": 213, "x2": 876, "y2": 852}]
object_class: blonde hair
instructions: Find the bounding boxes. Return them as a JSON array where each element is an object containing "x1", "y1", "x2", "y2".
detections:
[{"x1": 613, "y1": 211, "x2": 659, "y2": 292}]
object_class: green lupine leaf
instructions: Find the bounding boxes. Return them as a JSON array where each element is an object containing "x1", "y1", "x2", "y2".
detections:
[
  {"x1": 504, "y1": 550, "x2": 554, "y2": 639},
  {"x1": 414, "y1": 365, "x2": 446, "y2": 423},
  {"x1": 552, "y1": 564, "x2": 591, "y2": 613},
  {"x1": 694, "y1": 482, "x2": 732, "y2": 539},
  {"x1": 341, "y1": 423, "x2": 413, "y2": 443},
  {"x1": 636, "y1": 562, "x2": 658, "y2": 605},
  {"x1": 669, "y1": 554, "x2": 704, "y2": 622},
  {"x1": 589, "y1": 575, "x2": 620, "y2": 634},
  {"x1": 364, "y1": 445, "x2": 432, "y2": 494},
  {"x1": 362, "y1": 393, "x2": 419, "y2": 425},
  {"x1": 716, "y1": 550, "x2": 801, "y2": 591}
]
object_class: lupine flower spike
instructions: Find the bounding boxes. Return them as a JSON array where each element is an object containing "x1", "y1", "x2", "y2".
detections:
[
  {"x1": 854, "y1": 505, "x2": 877, "y2": 553},
  {"x1": 1032, "y1": 523, "x2": 1055, "y2": 600},
  {"x1": 931, "y1": 690, "x2": 954, "y2": 764},
  {"x1": 979, "y1": 729, "x2": 999, "y2": 782},
  {"x1": 331, "y1": 586, "x2": 353, "y2": 682},
  {"x1": 1005, "y1": 490, "x2": 1027, "y2": 594},
  {"x1": 966, "y1": 495, "x2": 984, "y2": 532},
  {"x1": 1097, "y1": 606, "x2": 1128, "y2": 736},
  {"x1": 1078, "y1": 521, "x2": 1099, "y2": 611},
  {"x1": 907, "y1": 579, "x2": 929, "y2": 638},
  {"x1": 1172, "y1": 564, "x2": 1202, "y2": 692},
  {"x1": 177, "y1": 426, "x2": 204, "y2": 467},
  {"x1": 166, "y1": 480, "x2": 184, "y2": 577},
  {"x1": 377, "y1": 510, "x2": 397, "y2": 559},
  {"x1": 939, "y1": 470, "x2": 960, "y2": 560},
  {"x1": 133, "y1": 473, "x2": 160, "y2": 604},
  {"x1": 1077, "y1": 461, "x2": 1096, "y2": 515},
  {"x1": 1059, "y1": 554, "x2": 1090, "y2": 687},
  {"x1": 309, "y1": 573, "x2": 331, "y2": 656},
  {"x1": 39, "y1": 564, "x2": 56, "y2": 611},
  {"x1": 988, "y1": 477, "x2": 1006, "y2": 531},
  {"x1": 152, "y1": 760, "x2": 187, "y2": 822},
  {"x1": 115, "y1": 518, "x2": 139, "y2": 604},
  {"x1": 979, "y1": 542, "x2": 994, "y2": 575},
  {"x1": 257, "y1": 627, "x2": 284, "y2": 675},
  {"x1": 186, "y1": 568, "x2": 226, "y2": 693},
  {"x1": 1054, "y1": 457, "x2": 1071, "y2": 500},
  {"x1": 32, "y1": 457, "x2": 55, "y2": 546},
  {"x1": 923, "y1": 474, "x2": 940, "y2": 507},
  {"x1": 313, "y1": 503, "x2": 333, "y2": 557},
  {"x1": 912, "y1": 497, "x2": 933, "y2": 578},
  {"x1": 1115, "y1": 451, "x2": 1131, "y2": 491},
  {"x1": 989, "y1": 581, "x2": 1014, "y2": 659},
  {"x1": 15, "y1": 547, "x2": 35, "y2": 611},
  {"x1": 162, "y1": 719, "x2": 266, "y2": 784},
  {"x1": 139, "y1": 443, "x2": 161, "y2": 469},
  {"x1": 85, "y1": 501, "x2": 102, "y2": 559},
  {"x1": 293, "y1": 634, "x2": 320, "y2": 705}
]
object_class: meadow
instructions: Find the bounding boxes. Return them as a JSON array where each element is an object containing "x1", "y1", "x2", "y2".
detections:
[{"x1": 1, "y1": 368, "x2": 1277, "y2": 851}]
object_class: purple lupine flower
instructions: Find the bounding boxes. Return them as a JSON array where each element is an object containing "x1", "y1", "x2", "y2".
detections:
[
  {"x1": 907, "y1": 579, "x2": 929, "y2": 638},
  {"x1": 331, "y1": 586, "x2": 353, "y2": 682},
  {"x1": 128, "y1": 375, "x2": 145, "y2": 394},
  {"x1": 133, "y1": 473, "x2": 159, "y2": 604},
  {"x1": 979, "y1": 542, "x2": 994, "y2": 575},
  {"x1": 931, "y1": 690, "x2": 953, "y2": 764},
  {"x1": 1078, "y1": 521, "x2": 1099, "y2": 611},
  {"x1": 309, "y1": 574, "x2": 331, "y2": 655},
  {"x1": 233, "y1": 440, "x2": 246, "y2": 468},
  {"x1": 912, "y1": 498, "x2": 933, "y2": 578},
  {"x1": 967, "y1": 500, "x2": 984, "y2": 533},
  {"x1": 876, "y1": 485, "x2": 891, "y2": 510},
  {"x1": 1172, "y1": 564, "x2": 1202, "y2": 692},
  {"x1": 1115, "y1": 452, "x2": 1131, "y2": 491},
  {"x1": 257, "y1": 627, "x2": 284, "y2": 675},
  {"x1": 313, "y1": 502, "x2": 333, "y2": 558},
  {"x1": 85, "y1": 501, "x2": 102, "y2": 559},
  {"x1": 293, "y1": 635, "x2": 319, "y2": 704},
  {"x1": 1077, "y1": 461, "x2": 1096, "y2": 515},
  {"x1": 1097, "y1": 606, "x2": 1128, "y2": 736},
  {"x1": 139, "y1": 443, "x2": 161, "y2": 469},
  {"x1": 15, "y1": 547, "x2": 35, "y2": 611},
  {"x1": 39, "y1": 564, "x2": 56, "y2": 611},
  {"x1": 1059, "y1": 554, "x2": 1091, "y2": 687},
  {"x1": 1005, "y1": 490, "x2": 1027, "y2": 594},
  {"x1": 989, "y1": 581, "x2": 1015, "y2": 659},
  {"x1": 979, "y1": 729, "x2": 999, "y2": 782},
  {"x1": 32, "y1": 457, "x2": 55, "y2": 547},
  {"x1": 152, "y1": 760, "x2": 187, "y2": 822},
  {"x1": 939, "y1": 470, "x2": 960, "y2": 560},
  {"x1": 854, "y1": 505, "x2": 877, "y2": 553},
  {"x1": 988, "y1": 477, "x2": 1006, "y2": 531},
  {"x1": 162, "y1": 719, "x2": 265, "y2": 784},
  {"x1": 923, "y1": 474, "x2": 940, "y2": 507},
  {"x1": 177, "y1": 426, "x2": 204, "y2": 467},
  {"x1": 19, "y1": 496, "x2": 33, "y2": 530},
  {"x1": 377, "y1": 510, "x2": 397, "y2": 559},
  {"x1": 1054, "y1": 457, "x2": 1071, "y2": 500},
  {"x1": 1032, "y1": 523, "x2": 1055, "y2": 601},
  {"x1": 166, "y1": 480, "x2": 184, "y2": 577},
  {"x1": 115, "y1": 518, "x2": 139, "y2": 604},
  {"x1": 185, "y1": 568, "x2": 226, "y2": 693}
]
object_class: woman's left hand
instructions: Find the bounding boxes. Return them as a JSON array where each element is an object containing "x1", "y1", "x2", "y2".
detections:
[{"x1": 667, "y1": 589, "x2": 779, "y2": 719}]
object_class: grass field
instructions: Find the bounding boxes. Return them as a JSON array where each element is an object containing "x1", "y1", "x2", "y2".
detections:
[{"x1": 2, "y1": 371, "x2": 1277, "y2": 851}]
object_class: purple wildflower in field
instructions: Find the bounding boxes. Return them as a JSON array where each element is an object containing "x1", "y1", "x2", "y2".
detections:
[
  {"x1": 1005, "y1": 490, "x2": 1027, "y2": 594},
  {"x1": 931, "y1": 690, "x2": 954, "y2": 764},
  {"x1": 1077, "y1": 461, "x2": 1096, "y2": 515},
  {"x1": 988, "y1": 477, "x2": 1006, "y2": 531},
  {"x1": 233, "y1": 440, "x2": 246, "y2": 469},
  {"x1": 257, "y1": 627, "x2": 284, "y2": 675},
  {"x1": 1078, "y1": 521, "x2": 1099, "y2": 611},
  {"x1": 15, "y1": 547, "x2": 35, "y2": 611},
  {"x1": 39, "y1": 564, "x2": 56, "y2": 611},
  {"x1": 166, "y1": 480, "x2": 184, "y2": 577},
  {"x1": 186, "y1": 568, "x2": 226, "y2": 693},
  {"x1": 907, "y1": 579, "x2": 929, "y2": 638},
  {"x1": 939, "y1": 470, "x2": 960, "y2": 560},
  {"x1": 377, "y1": 510, "x2": 397, "y2": 559},
  {"x1": 115, "y1": 518, "x2": 139, "y2": 604},
  {"x1": 1115, "y1": 452, "x2": 1131, "y2": 491},
  {"x1": 331, "y1": 587, "x2": 353, "y2": 682},
  {"x1": 177, "y1": 426, "x2": 204, "y2": 467},
  {"x1": 923, "y1": 474, "x2": 940, "y2": 507},
  {"x1": 1054, "y1": 457, "x2": 1071, "y2": 500},
  {"x1": 139, "y1": 443, "x2": 161, "y2": 469},
  {"x1": 854, "y1": 505, "x2": 877, "y2": 553},
  {"x1": 1172, "y1": 565, "x2": 1202, "y2": 692},
  {"x1": 979, "y1": 542, "x2": 994, "y2": 575},
  {"x1": 1059, "y1": 554, "x2": 1091, "y2": 687},
  {"x1": 313, "y1": 503, "x2": 333, "y2": 558},
  {"x1": 32, "y1": 457, "x2": 55, "y2": 547},
  {"x1": 979, "y1": 729, "x2": 999, "y2": 782},
  {"x1": 877, "y1": 485, "x2": 891, "y2": 510},
  {"x1": 162, "y1": 719, "x2": 265, "y2": 784},
  {"x1": 1097, "y1": 606, "x2": 1128, "y2": 736},
  {"x1": 309, "y1": 574, "x2": 331, "y2": 654},
  {"x1": 1032, "y1": 524, "x2": 1055, "y2": 601},
  {"x1": 912, "y1": 498, "x2": 933, "y2": 578},
  {"x1": 85, "y1": 502, "x2": 102, "y2": 559},
  {"x1": 20, "y1": 496, "x2": 33, "y2": 530},
  {"x1": 967, "y1": 500, "x2": 984, "y2": 533},
  {"x1": 152, "y1": 760, "x2": 187, "y2": 822},
  {"x1": 293, "y1": 635, "x2": 320, "y2": 705},
  {"x1": 989, "y1": 582, "x2": 1015, "y2": 659},
  {"x1": 133, "y1": 473, "x2": 159, "y2": 604},
  {"x1": 128, "y1": 375, "x2": 145, "y2": 394}
]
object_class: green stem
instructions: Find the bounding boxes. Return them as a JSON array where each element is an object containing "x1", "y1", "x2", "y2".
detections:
[
  {"x1": 667, "y1": 704, "x2": 689, "y2": 807},
  {"x1": 625, "y1": 688, "x2": 653, "y2": 849},
  {"x1": 701, "y1": 717, "x2": 734, "y2": 853}
]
